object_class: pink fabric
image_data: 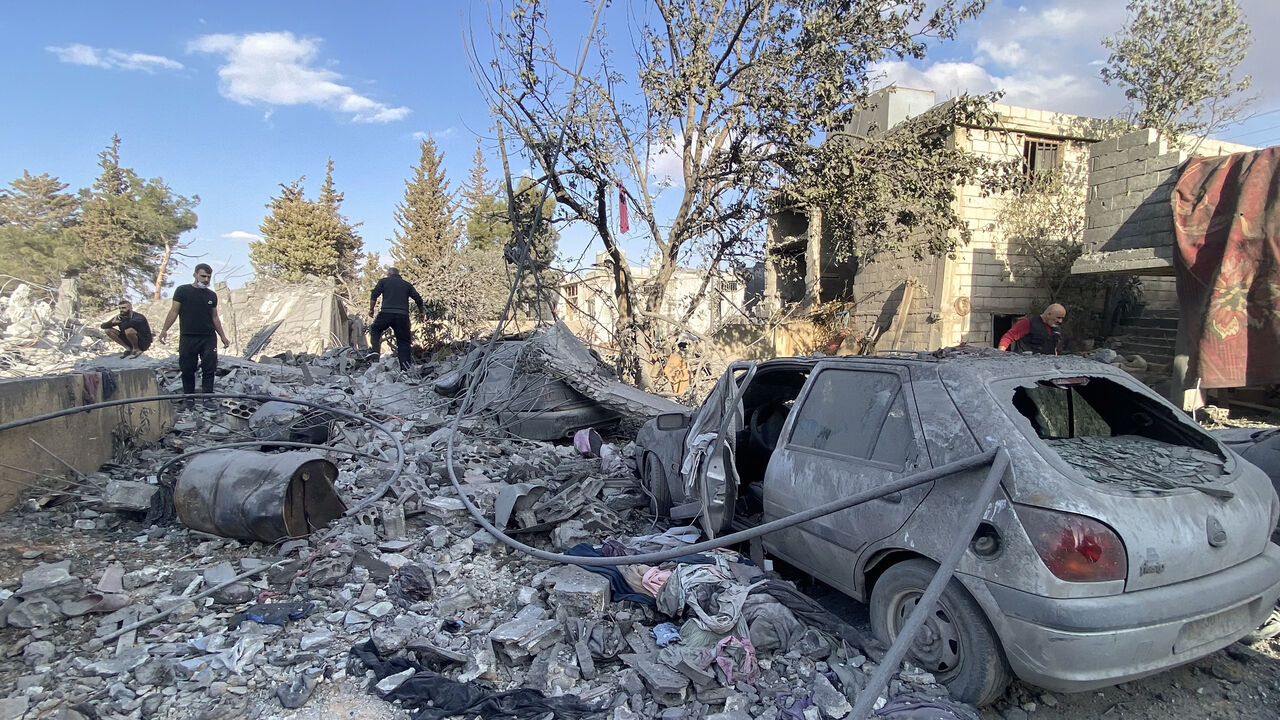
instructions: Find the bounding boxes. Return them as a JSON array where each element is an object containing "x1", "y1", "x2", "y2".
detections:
[{"x1": 642, "y1": 567, "x2": 672, "y2": 596}]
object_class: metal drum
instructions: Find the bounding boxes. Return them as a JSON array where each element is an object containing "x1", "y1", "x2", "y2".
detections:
[{"x1": 175, "y1": 450, "x2": 346, "y2": 542}]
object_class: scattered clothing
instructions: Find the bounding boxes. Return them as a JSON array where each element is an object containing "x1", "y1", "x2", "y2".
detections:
[
  {"x1": 229, "y1": 601, "x2": 315, "y2": 629},
  {"x1": 653, "y1": 622, "x2": 682, "y2": 647},
  {"x1": 350, "y1": 640, "x2": 600, "y2": 720}
]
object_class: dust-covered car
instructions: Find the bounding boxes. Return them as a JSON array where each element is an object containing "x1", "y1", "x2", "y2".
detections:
[{"x1": 635, "y1": 351, "x2": 1280, "y2": 705}]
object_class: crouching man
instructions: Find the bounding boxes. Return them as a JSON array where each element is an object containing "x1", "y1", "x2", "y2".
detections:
[{"x1": 100, "y1": 300, "x2": 153, "y2": 359}]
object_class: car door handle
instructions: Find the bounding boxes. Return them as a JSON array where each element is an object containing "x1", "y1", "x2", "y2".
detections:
[{"x1": 881, "y1": 491, "x2": 903, "y2": 504}]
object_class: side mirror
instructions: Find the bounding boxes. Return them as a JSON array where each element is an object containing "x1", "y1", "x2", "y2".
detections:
[{"x1": 655, "y1": 412, "x2": 692, "y2": 431}]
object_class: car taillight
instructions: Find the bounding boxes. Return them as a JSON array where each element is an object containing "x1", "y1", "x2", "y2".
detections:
[{"x1": 1015, "y1": 504, "x2": 1127, "y2": 582}]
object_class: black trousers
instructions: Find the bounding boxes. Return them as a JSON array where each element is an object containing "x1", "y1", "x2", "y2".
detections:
[
  {"x1": 370, "y1": 312, "x2": 413, "y2": 370},
  {"x1": 178, "y1": 334, "x2": 218, "y2": 394}
]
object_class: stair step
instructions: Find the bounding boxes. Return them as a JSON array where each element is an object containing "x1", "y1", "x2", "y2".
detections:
[{"x1": 1118, "y1": 316, "x2": 1180, "y2": 331}]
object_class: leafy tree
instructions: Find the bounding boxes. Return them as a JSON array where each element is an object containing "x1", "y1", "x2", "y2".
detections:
[
  {"x1": 994, "y1": 167, "x2": 1088, "y2": 302},
  {"x1": 1102, "y1": 0, "x2": 1253, "y2": 143},
  {"x1": 77, "y1": 135, "x2": 199, "y2": 307},
  {"x1": 465, "y1": 192, "x2": 509, "y2": 251},
  {"x1": 0, "y1": 172, "x2": 83, "y2": 289},
  {"x1": 390, "y1": 137, "x2": 459, "y2": 280},
  {"x1": 478, "y1": 0, "x2": 995, "y2": 386},
  {"x1": 252, "y1": 166, "x2": 362, "y2": 284}
]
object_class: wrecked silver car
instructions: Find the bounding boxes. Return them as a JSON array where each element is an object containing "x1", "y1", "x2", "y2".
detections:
[{"x1": 635, "y1": 351, "x2": 1280, "y2": 705}]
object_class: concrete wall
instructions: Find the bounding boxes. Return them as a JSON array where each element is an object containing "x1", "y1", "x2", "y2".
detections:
[
  {"x1": 0, "y1": 368, "x2": 172, "y2": 511},
  {"x1": 1073, "y1": 129, "x2": 1257, "y2": 275}
]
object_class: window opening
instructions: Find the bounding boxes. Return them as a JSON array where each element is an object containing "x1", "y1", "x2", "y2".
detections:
[
  {"x1": 1011, "y1": 377, "x2": 1225, "y2": 492},
  {"x1": 1022, "y1": 138, "x2": 1060, "y2": 180}
]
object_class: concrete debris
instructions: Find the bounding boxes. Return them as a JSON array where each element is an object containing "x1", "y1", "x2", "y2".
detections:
[{"x1": 0, "y1": 328, "x2": 968, "y2": 720}]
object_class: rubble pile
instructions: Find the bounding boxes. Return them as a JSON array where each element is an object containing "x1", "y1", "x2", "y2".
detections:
[
  {"x1": 0, "y1": 283, "x2": 116, "y2": 378},
  {"x1": 0, "y1": 342, "x2": 970, "y2": 720}
]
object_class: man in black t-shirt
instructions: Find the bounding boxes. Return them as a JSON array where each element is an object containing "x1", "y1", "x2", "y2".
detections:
[
  {"x1": 369, "y1": 267, "x2": 425, "y2": 371},
  {"x1": 157, "y1": 264, "x2": 231, "y2": 402},
  {"x1": 100, "y1": 300, "x2": 153, "y2": 359}
]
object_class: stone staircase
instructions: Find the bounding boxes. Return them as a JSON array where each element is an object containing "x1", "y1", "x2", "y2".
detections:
[{"x1": 1111, "y1": 309, "x2": 1179, "y2": 368}]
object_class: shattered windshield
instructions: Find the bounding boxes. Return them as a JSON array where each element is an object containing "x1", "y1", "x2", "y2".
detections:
[{"x1": 1011, "y1": 377, "x2": 1226, "y2": 493}]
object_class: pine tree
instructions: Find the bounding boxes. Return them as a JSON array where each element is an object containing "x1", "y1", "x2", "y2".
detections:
[
  {"x1": 462, "y1": 139, "x2": 491, "y2": 215},
  {"x1": 252, "y1": 165, "x2": 362, "y2": 283},
  {"x1": 76, "y1": 135, "x2": 199, "y2": 307},
  {"x1": 390, "y1": 137, "x2": 459, "y2": 281},
  {"x1": 318, "y1": 158, "x2": 364, "y2": 281},
  {"x1": 0, "y1": 172, "x2": 82, "y2": 288},
  {"x1": 79, "y1": 135, "x2": 144, "y2": 306}
]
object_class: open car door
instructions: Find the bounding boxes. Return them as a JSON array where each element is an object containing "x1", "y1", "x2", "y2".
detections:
[{"x1": 684, "y1": 362, "x2": 755, "y2": 538}]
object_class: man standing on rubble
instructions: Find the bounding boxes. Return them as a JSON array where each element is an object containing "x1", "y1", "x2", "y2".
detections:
[
  {"x1": 100, "y1": 300, "x2": 153, "y2": 359},
  {"x1": 999, "y1": 303, "x2": 1066, "y2": 355},
  {"x1": 369, "y1": 267, "x2": 425, "y2": 371},
  {"x1": 157, "y1": 264, "x2": 231, "y2": 404}
]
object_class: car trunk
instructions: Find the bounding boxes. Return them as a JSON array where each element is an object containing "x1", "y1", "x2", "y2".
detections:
[{"x1": 1001, "y1": 376, "x2": 1274, "y2": 592}]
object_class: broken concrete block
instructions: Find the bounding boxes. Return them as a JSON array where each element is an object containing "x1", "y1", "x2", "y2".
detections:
[
  {"x1": 812, "y1": 672, "x2": 852, "y2": 719},
  {"x1": 420, "y1": 497, "x2": 468, "y2": 525},
  {"x1": 490, "y1": 605, "x2": 564, "y2": 662},
  {"x1": 545, "y1": 565, "x2": 611, "y2": 617},
  {"x1": 101, "y1": 479, "x2": 159, "y2": 513},
  {"x1": 17, "y1": 560, "x2": 78, "y2": 599},
  {"x1": 621, "y1": 653, "x2": 689, "y2": 706},
  {"x1": 7, "y1": 596, "x2": 64, "y2": 628}
]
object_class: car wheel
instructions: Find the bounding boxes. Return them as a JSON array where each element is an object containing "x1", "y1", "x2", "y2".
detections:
[
  {"x1": 1241, "y1": 604, "x2": 1280, "y2": 644},
  {"x1": 870, "y1": 559, "x2": 1011, "y2": 706},
  {"x1": 641, "y1": 452, "x2": 672, "y2": 517}
]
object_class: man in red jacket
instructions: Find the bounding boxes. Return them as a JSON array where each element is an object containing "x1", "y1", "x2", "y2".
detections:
[{"x1": 999, "y1": 303, "x2": 1066, "y2": 354}]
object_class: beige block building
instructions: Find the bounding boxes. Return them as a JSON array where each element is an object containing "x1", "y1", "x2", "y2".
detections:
[
  {"x1": 557, "y1": 252, "x2": 748, "y2": 351},
  {"x1": 764, "y1": 87, "x2": 1104, "y2": 351}
]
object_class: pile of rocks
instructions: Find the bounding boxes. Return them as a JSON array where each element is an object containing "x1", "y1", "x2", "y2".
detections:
[{"x1": 0, "y1": 346, "x2": 968, "y2": 720}]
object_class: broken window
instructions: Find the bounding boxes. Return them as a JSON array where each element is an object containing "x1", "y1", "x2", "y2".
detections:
[
  {"x1": 1011, "y1": 377, "x2": 1226, "y2": 490},
  {"x1": 1022, "y1": 138, "x2": 1060, "y2": 180},
  {"x1": 789, "y1": 370, "x2": 914, "y2": 466}
]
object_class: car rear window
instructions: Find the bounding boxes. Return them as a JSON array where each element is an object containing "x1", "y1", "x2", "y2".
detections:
[{"x1": 1011, "y1": 377, "x2": 1226, "y2": 492}]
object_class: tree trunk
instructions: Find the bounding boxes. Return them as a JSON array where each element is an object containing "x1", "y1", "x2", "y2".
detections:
[
  {"x1": 594, "y1": 184, "x2": 653, "y2": 390},
  {"x1": 153, "y1": 239, "x2": 173, "y2": 301}
]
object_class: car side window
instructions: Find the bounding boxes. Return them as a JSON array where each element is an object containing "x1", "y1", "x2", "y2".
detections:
[{"x1": 789, "y1": 369, "x2": 915, "y2": 466}]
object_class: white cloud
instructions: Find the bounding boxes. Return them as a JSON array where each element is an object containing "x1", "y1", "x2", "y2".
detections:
[
  {"x1": 221, "y1": 230, "x2": 260, "y2": 242},
  {"x1": 189, "y1": 32, "x2": 409, "y2": 123},
  {"x1": 648, "y1": 142, "x2": 685, "y2": 187},
  {"x1": 878, "y1": 0, "x2": 1279, "y2": 127},
  {"x1": 47, "y1": 43, "x2": 183, "y2": 72}
]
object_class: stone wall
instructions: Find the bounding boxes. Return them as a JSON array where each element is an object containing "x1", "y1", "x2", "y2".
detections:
[{"x1": 0, "y1": 368, "x2": 172, "y2": 511}]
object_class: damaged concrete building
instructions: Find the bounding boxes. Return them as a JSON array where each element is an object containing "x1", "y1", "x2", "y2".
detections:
[
  {"x1": 1068, "y1": 128, "x2": 1272, "y2": 411},
  {"x1": 558, "y1": 252, "x2": 751, "y2": 351},
  {"x1": 763, "y1": 87, "x2": 1107, "y2": 353}
]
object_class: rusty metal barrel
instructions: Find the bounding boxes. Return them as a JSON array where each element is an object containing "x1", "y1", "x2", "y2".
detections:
[{"x1": 175, "y1": 449, "x2": 346, "y2": 542}]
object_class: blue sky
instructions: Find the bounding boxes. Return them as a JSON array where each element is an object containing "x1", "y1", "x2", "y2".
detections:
[{"x1": 3, "y1": 1, "x2": 1278, "y2": 290}]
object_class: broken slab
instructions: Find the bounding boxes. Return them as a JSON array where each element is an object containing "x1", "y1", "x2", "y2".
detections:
[
  {"x1": 100, "y1": 479, "x2": 159, "y2": 513},
  {"x1": 490, "y1": 605, "x2": 564, "y2": 663},
  {"x1": 544, "y1": 565, "x2": 612, "y2": 617},
  {"x1": 620, "y1": 653, "x2": 690, "y2": 706}
]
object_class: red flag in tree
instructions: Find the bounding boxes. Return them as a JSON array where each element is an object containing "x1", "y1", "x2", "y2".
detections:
[{"x1": 618, "y1": 182, "x2": 629, "y2": 234}]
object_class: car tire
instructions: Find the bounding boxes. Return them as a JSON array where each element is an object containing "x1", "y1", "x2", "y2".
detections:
[
  {"x1": 641, "y1": 452, "x2": 672, "y2": 517},
  {"x1": 870, "y1": 559, "x2": 1012, "y2": 706}
]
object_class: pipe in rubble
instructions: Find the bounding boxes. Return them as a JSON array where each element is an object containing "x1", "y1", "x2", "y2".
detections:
[
  {"x1": 849, "y1": 450, "x2": 1011, "y2": 720},
  {"x1": 445, "y1": 446, "x2": 998, "y2": 567},
  {"x1": 0, "y1": 392, "x2": 405, "y2": 515}
]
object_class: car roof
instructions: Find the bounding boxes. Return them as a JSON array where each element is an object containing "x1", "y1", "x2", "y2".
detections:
[{"x1": 755, "y1": 348, "x2": 1124, "y2": 383}]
